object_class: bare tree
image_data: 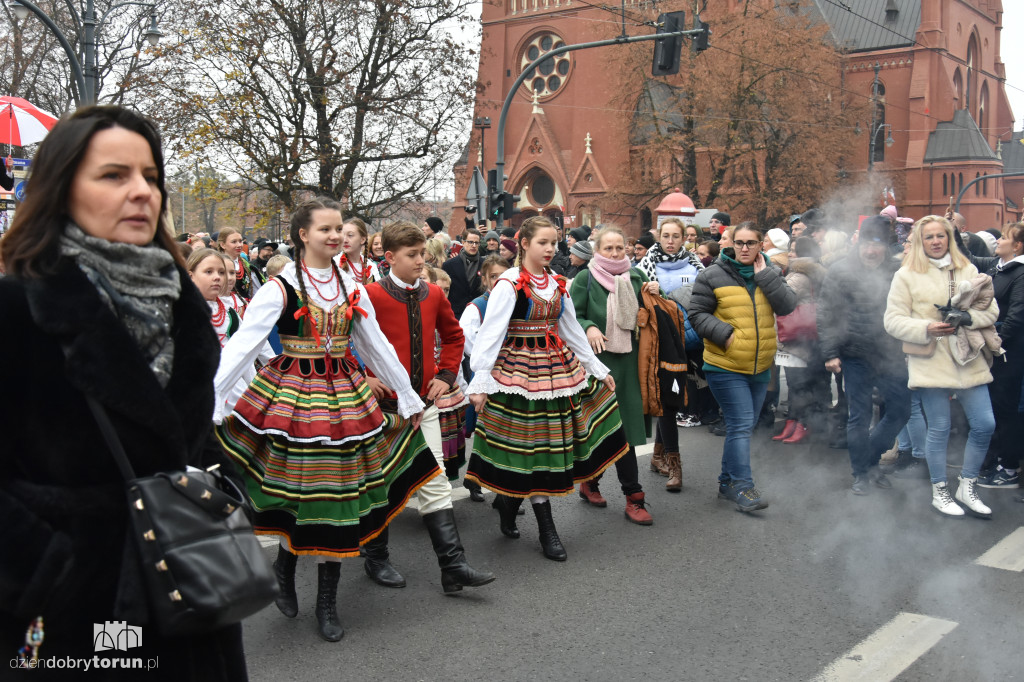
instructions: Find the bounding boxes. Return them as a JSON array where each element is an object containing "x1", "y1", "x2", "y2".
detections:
[
  {"x1": 0, "y1": 0, "x2": 171, "y2": 113},
  {"x1": 610, "y1": 0, "x2": 865, "y2": 226},
  {"x1": 145, "y1": 0, "x2": 478, "y2": 219}
]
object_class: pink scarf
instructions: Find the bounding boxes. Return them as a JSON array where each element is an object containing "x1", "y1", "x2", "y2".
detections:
[
  {"x1": 589, "y1": 253, "x2": 631, "y2": 291},
  {"x1": 589, "y1": 253, "x2": 637, "y2": 353}
]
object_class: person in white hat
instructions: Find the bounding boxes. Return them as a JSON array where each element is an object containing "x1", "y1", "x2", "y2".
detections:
[{"x1": 763, "y1": 228, "x2": 791, "y2": 270}]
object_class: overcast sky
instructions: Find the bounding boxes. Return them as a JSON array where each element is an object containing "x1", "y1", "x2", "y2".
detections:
[{"x1": 1000, "y1": 4, "x2": 1024, "y2": 131}]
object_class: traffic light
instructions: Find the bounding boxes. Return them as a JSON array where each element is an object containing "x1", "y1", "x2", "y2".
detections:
[
  {"x1": 692, "y1": 15, "x2": 710, "y2": 54},
  {"x1": 501, "y1": 191, "x2": 521, "y2": 221},
  {"x1": 651, "y1": 11, "x2": 685, "y2": 77},
  {"x1": 486, "y1": 169, "x2": 502, "y2": 221}
]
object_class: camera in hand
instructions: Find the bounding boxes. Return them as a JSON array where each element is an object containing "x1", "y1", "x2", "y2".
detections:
[{"x1": 935, "y1": 301, "x2": 972, "y2": 329}]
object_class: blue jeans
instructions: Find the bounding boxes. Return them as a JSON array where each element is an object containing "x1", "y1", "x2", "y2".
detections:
[
  {"x1": 917, "y1": 386, "x2": 995, "y2": 483},
  {"x1": 842, "y1": 357, "x2": 911, "y2": 477},
  {"x1": 896, "y1": 391, "x2": 927, "y2": 457},
  {"x1": 706, "y1": 371, "x2": 768, "y2": 490}
]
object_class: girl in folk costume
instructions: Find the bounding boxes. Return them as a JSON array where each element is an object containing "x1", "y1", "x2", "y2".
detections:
[
  {"x1": 429, "y1": 268, "x2": 470, "y2": 483},
  {"x1": 368, "y1": 231, "x2": 390, "y2": 278},
  {"x1": 466, "y1": 216, "x2": 629, "y2": 561},
  {"x1": 214, "y1": 197, "x2": 439, "y2": 642},
  {"x1": 219, "y1": 253, "x2": 248, "y2": 317},
  {"x1": 218, "y1": 227, "x2": 260, "y2": 301},
  {"x1": 335, "y1": 216, "x2": 381, "y2": 285},
  {"x1": 188, "y1": 248, "x2": 240, "y2": 345},
  {"x1": 189, "y1": 248, "x2": 274, "y2": 416},
  {"x1": 570, "y1": 226, "x2": 655, "y2": 525},
  {"x1": 459, "y1": 254, "x2": 509, "y2": 501}
]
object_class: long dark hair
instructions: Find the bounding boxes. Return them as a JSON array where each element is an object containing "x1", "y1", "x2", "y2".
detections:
[
  {"x1": 0, "y1": 105, "x2": 178, "y2": 278},
  {"x1": 289, "y1": 196, "x2": 349, "y2": 309}
]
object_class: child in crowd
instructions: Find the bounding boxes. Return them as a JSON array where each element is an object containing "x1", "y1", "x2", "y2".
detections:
[
  {"x1": 361, "y1": 221, "x2": 495, "y2": 594},
  {"x1": 466, "y1": 216, "x2": 629, "y2": 561},
  {"x1": 214, "y1": 198, "x2": 439, "y2": 642}
]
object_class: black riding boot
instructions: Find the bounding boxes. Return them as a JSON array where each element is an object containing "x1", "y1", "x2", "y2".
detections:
[
  {"x1": 273, "y1": 545, "x2": 298, "y2": 618},
  {"x1": 492, "y1": 494, "x2": 524, "y2": 538},
  {"x1": 464, "y1": 479, "x2": 485, "y2": 502},
  {"x1": 532, "y1": 501, "x2": 567, "y2": 561},
  {"x1": 315, "y1": 562, "x2": 344, "y2": 642},
  {"x1": 362, "y1": 528, "x2": 406, "y2": 588},
  {"x1": 422, "y1": 508, "x2": 496, "y2": 594}
]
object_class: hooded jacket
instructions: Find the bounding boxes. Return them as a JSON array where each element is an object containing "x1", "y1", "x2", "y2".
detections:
[{"x1": 817, "y1": 250, "x2": 903, "y2": 370}]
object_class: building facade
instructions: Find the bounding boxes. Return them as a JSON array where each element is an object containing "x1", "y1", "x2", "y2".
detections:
[{"x1": 455, "y1": 0, "x2": 1017, "y2": 234}]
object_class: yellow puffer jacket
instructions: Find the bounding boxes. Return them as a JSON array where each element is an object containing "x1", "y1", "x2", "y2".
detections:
[{"x1": 687, "y1": 253, "x2": 798, "y2": 375}]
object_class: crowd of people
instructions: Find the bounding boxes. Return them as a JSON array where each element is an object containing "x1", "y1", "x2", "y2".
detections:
[{"x1": 2, "y1": 105, "x2": 1023, "y2": 680}]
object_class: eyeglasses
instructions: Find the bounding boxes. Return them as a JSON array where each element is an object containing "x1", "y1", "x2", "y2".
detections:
[
  {"x1": 464, "y1": 239, "x2": 480, "y2": 245},
  {"x1": 735, "y1": 240, "x2": 761, "y2": 249}
]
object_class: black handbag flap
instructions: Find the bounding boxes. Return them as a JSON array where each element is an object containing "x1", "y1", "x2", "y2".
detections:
[{"x1": 132, "y1": 470, "x2": 244, "y2": 519}]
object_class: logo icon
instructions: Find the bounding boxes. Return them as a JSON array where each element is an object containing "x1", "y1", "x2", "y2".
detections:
[{"x1": 93, "y1": 621, "x2": 142, "y2": 652}]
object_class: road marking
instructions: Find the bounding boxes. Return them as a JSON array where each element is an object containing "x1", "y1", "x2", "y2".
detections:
[
  {"x1": 636, "y1": 443, "x2": 654, "y2": 458},
  {"x1": 813, "y1": 612, "x2": 958, "y2": 682},
  {"x1": 975, "y1": 526, "x2": 1024, "y2": 572}
]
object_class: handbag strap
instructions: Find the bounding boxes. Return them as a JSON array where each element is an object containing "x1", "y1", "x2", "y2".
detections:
[{"x1": 83, "y1": 394, "x2": 138, "y2": 483}]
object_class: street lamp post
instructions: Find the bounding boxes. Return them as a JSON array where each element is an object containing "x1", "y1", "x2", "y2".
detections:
[
  {"x1": 8, "y1": 0, "x2": 163, "y2": 106},
  {"x1": 474, "y1": 117, "x2": 491, "y2": 168}
]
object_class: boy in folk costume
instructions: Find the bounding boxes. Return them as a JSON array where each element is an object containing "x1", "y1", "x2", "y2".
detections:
[{"x1": 361, "y1": 221, "x2": 495, "y2": 594}]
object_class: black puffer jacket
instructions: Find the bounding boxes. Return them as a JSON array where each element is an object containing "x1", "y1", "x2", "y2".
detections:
[
  {"x1": 972, "y1": 256, "x2": 1024, "y2": 352},
  {"x1": 817, "y1": 251, "x2": 903, "y2": 370}
]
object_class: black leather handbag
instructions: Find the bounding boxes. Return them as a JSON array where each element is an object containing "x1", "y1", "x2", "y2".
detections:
[{"x1": 85, "y1": 395, "x2": 277, "y2": 636}]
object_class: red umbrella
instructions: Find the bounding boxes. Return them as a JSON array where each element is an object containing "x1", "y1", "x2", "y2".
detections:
[{"x1": 0, "y1": 96, "x2": 59, "y2": 150}]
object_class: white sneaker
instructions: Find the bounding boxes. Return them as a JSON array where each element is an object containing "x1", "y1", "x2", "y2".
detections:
[
  {"x1": 955, "y1": 476, "x2": 993, "y2": 519},
  {"x1": 932, "y1": 482, "x2": 964, "y2": 517}
]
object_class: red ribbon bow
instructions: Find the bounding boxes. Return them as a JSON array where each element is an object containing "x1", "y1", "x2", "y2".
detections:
[
  {"x1": 294, "y1": 304, "x2": 322, "y2": 348},
  {"x1": 345, "y1": 289, "x2": 369, "y2": 321},
  {"x1": 555, "y1": 275, "x2": 569, "y2": 298},
  {"x1": 515, "y1": 269, "x2": 531, "y2": 292}
]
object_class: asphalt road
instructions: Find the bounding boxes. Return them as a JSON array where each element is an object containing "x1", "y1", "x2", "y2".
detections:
[{"x1": 242, "y1": 422, "x2": 1024, "y2": 682}]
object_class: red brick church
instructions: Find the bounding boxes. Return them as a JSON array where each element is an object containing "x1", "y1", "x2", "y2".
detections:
[{"x1": 454, "y1": 0, "x2": 1018, "y2": 234}]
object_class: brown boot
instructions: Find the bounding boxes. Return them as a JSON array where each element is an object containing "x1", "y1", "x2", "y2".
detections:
[
  {"x1": 665, "y1": 452, "x2": 682, "y2": 492},
  {"x1": 650, "y1": 443, "x2": 669, "y2": 477}
]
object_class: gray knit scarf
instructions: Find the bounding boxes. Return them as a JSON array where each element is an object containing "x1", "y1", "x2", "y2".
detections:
[{"x1": 60, "y1": 224, "x2": 181, "y2": 387}]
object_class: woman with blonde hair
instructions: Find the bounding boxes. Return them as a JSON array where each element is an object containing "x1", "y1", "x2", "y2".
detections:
[
  {"x1": 884, "y1": 216, "x2": 999, "y2": 518},
  {"x1": 425, "y1": 237, "x2": 447, "y2": 267}
]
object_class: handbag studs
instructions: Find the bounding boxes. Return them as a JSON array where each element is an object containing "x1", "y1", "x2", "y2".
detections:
[
  {"x1": 223, "y1": 504, "x2": 236, "y2": 514},
  {"x1": 177, "y1": 475, "x2": 189, "y2": 487},
  {"x1": 156, "y1": 560, "x2": 168, "y2": 572},
  {"x1": 143, "y1": 530, "x2": 156, "y2": 541},
  {"x1": 134, "y1": 499, "x2": 144, "y2": 510},
  {"x1": 169, "y1": 590, "x2": 182, "y2": 602},
  {"x1": 201, "y1": 490, "x2": 213, "y2": 500}
]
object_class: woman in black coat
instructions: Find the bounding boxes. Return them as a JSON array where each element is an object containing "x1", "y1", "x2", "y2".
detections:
[
  {"x1": 974, "y1": 222, "x2": 1024, "y2": 488},
  {"x1": 0, "y1": 106, "x2": 247, "y2": 680}
]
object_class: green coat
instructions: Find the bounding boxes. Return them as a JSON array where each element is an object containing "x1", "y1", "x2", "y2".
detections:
[{"x1": 570, "y1": 268, "x2": 651, "y2": 446}]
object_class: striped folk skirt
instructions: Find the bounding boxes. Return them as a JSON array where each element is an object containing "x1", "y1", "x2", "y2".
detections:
[
  {"x1": 217, "y1": 354, "x2": 439, "y2": 558},
  {"x1": 466, "y1": 377, "x2": 629, "y2": 498}
]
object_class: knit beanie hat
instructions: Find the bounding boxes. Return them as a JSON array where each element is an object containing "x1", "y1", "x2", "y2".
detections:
[
  {"x1": 636, "y1": 233, "x2": 655, "y2": 249},
  {"x1": 569, "y1": 227, "x2": 589, "y2": 243},
  {"x1": 570, "y1": 240, "x2": 593, "y2": 261},
  {"x1": 485, "y1": 230, "x2": 500, "y2": 242},
  {"x1": 425, "y1": 217, "x2": 444, "y2": 234},
  {"x1": 500, "y1": 238, "x2": 518, "y2": 257},
  {"x1": 766, "y1": 228, "x2": 790, "y2": 252},
  {"x1": 858, "y1": 215, "x2": 892, "y2": 244}
]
